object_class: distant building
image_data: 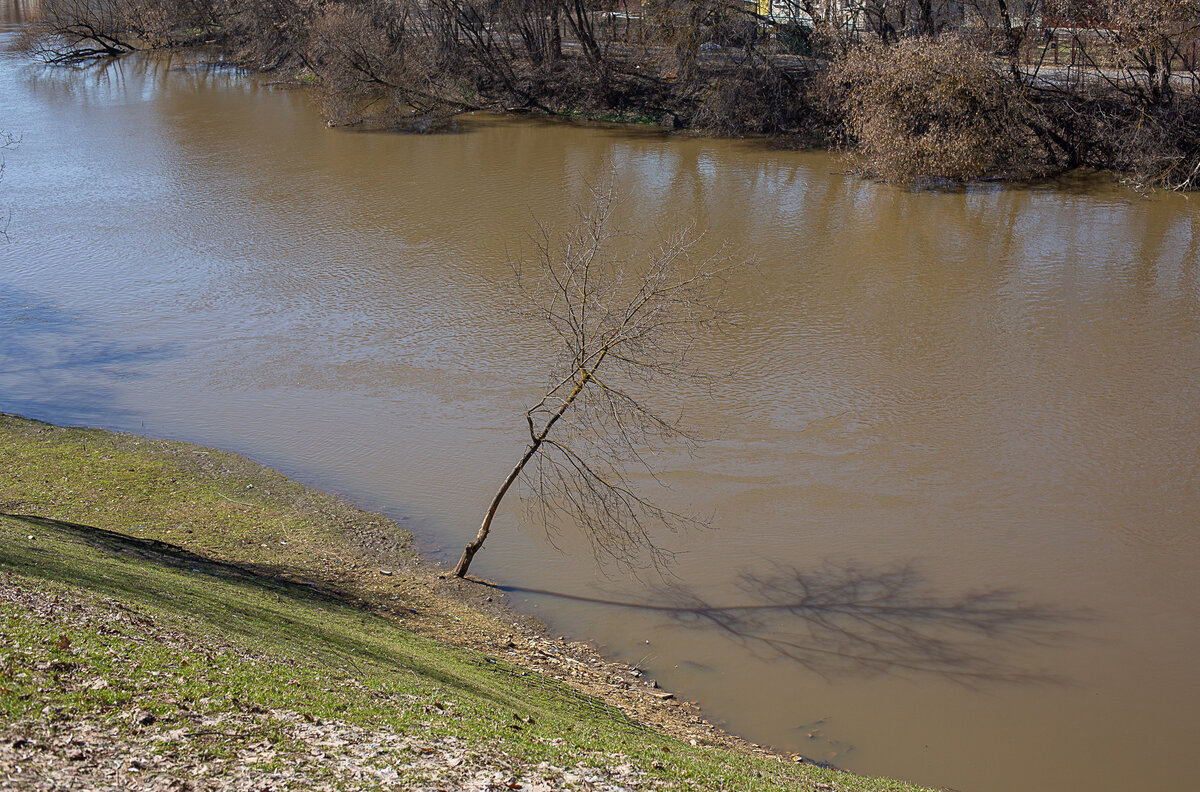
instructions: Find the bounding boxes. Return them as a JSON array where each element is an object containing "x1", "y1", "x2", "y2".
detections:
[
  {"x1": 751, "y1": 1, "x2": 859, "y2": 27},
  {"x1": 752, "y1": 1, "x2": 1044, "y2": 34}
]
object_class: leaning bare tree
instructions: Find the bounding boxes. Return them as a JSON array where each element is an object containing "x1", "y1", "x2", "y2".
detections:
[{"x1": 453, "y1": 187, "x2": 735, "y2": 578}]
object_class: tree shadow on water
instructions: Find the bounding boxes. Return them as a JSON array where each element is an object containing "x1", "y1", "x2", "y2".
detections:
[
  {"x1": 499, "y1": 561, "x2": 1090, "y2": 686},
  {"x1": 0, "y1": 287, "x2": 180, "y2": 422}
]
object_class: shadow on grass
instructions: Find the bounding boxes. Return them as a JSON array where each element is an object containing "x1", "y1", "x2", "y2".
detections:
[
  {"x1": 0, "y1": 512, "x2": 618, "y2": 724},
  {"x1": 496, "y1": 562, "x2": 1090, "y2": 686},
  {"x1": 2, "y1": 512, "x2": 357, "y2": 606}
]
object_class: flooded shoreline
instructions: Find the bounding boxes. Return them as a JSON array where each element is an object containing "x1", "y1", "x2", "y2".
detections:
[{"x1": 2, "y1": 26, "x2": 1198, "y2": 792}]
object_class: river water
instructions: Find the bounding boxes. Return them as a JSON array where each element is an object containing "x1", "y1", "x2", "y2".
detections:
[{"x1": 2, "y1": 11, "x2": 1199, "y2": 792}]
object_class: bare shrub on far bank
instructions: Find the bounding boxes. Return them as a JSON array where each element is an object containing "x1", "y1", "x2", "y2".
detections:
[
  {"x1": 1115, "y1": 101, "x2": 1200, "y2": 190},
  {"x1": 306, "y1": 5, "x2": 395, "y2": 126},
  {"x1": 829, "y1": 35, "x2": 1042, "y2": 184},
  {"x1": 17, "y1": 0, "x2": 1200, "y2": 190},
  {"x1": 22, "y1": 0, "x2": 146, "y2": 62},
  {"x1": 1032, "y1": 0, "x2": 1200, "y2": 190},
  {"x1": 21, "y1": 0, "x2": 222, "y2": 62},
  {"x1": 692, "y1": 58, "x2": 825, "y2": 139},
  {"x1": 1076, "y1": 0, "x2": 1199, "y2": 106},
  {"x1": 304, "y1": 2, "x2": 472, "y2": 128}
]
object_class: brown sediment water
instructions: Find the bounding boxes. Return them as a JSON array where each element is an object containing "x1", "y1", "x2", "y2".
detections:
[{"x1": 1, "y1": 18, "x2": 1198, "y2": 792}]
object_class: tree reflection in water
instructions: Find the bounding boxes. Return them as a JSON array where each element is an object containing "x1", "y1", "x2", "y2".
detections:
[{"x1": 500, "y1": 561, "x2": 1087, "y2": 684}]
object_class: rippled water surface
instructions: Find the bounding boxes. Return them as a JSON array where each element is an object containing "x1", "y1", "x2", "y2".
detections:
[{"x1": 2, "y1": 12, "x2": 1199, "y2": 792}]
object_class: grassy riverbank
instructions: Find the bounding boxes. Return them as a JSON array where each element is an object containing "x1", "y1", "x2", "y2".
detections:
[{"x1": 0, "y1": 413, "x2": 932, "y2": 790}]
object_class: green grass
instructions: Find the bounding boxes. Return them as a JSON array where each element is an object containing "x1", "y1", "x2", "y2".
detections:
[
  {"x1": 554, "y1": 106, "x2": 662, "y2": 126},
  {"x1": 0, "y1": 516, "x2": 649, "y2": 776},
  {"x1": 0, "y1": 414, "x2": 932, "y2": 790}
]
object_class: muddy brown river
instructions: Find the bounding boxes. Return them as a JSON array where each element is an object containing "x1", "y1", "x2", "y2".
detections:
[{"x1": 2, "y1": 10, "x2": 1199, "y2": 792}]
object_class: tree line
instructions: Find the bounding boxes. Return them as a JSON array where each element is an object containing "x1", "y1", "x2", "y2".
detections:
[{"x1": 23, "y1": 0, "x2": 1200, "y2": 189}]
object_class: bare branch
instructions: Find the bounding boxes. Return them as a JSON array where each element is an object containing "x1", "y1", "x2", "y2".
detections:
[{"x1": 454, "y1": 185, "x2": 737, "y2": 577}]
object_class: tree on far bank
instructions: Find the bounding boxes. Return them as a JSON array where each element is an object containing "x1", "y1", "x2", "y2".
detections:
[{"x1": 452, "y1": 186, "x2": 736, "y2": 578}]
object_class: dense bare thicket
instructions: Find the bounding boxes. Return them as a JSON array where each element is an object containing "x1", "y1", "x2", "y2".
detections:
[
  {"x1": 691, "y1": 58, "x2": 823, "y2": 136},
  {"x1": 21, "y1": 0, "x2": 1200, "y2": 189},
  {"x1": 829, "y1": 35, "x2": 1041, "y2": 182},
  {"x1": 1032, "y1": 0, "x2": 1200, "y2": 189},
  {"x1": 20, "y1": 0, "x2": 224, "y2": 62},
  {"x1": 303, "y1": 2, "x2": 471, "y2": 126}
]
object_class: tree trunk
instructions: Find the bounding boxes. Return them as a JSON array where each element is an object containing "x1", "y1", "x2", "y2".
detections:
[
  {"x1": 453, "y1": 439, "x2": 540, "y2": 577},
  {"x1": 550, "y1": 5, "x2": 562, "y2": 62},
  {"x1": 453, "y1": 361, "x2": 602, "y2": 578}
]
